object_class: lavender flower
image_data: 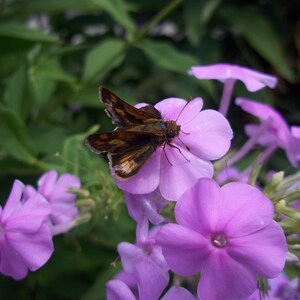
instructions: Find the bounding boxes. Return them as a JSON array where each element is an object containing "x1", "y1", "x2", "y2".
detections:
[
  {"x1": 0, "y1": 180, "x2": 53, "y2": 280},
  {"x1": 117, "y1": 218, "x2": 169, "y2": 300},
  {"x1": 157, "y1": 178, "x2": 287, "y2": 300},
  {"x1": 188, "y1": 63, "x2": 277, "y2": 116},
  {"x1": 24, "y1": 170, "x2": 81, "y2": 235},
  {"x1": 232, "y1": 98, "x2": 300, "y2": 167}
]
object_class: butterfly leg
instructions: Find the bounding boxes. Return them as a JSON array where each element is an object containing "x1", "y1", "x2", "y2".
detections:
[
  {"x1": 163, "y1": 143, "x2": 173, "y2": 166},
  {"x1": 167, "y1": 143, "x2": 190, "y2": 162}
]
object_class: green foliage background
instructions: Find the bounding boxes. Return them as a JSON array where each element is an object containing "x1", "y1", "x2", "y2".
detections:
[{"x1": 0, "y1": 0, "x2": 299, "y2": 299}]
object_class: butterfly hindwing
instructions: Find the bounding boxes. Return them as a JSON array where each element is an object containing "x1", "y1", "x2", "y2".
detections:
[{"x1": 108, "y1": 143, "x2": 157, "y2": 179}]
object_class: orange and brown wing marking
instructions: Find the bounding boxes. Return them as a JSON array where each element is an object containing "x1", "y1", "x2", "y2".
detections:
[
  {"x1": 85, "y1": 131, "x2": 152, "y2": 154},
  {"x1": 108, "y1": 143, "x2": 157, "y2": 179},
  {"x1": 100, "y1": 87, "x2": 161, "y2": 127}
]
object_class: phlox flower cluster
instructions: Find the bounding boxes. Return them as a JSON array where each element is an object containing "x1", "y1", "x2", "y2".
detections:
[
  {"x1": 0, "y1": 170, "x2": 80, "y2": 280},
  {"x1": 105, "y1": 63, "x2": 300, "y2": 300}
]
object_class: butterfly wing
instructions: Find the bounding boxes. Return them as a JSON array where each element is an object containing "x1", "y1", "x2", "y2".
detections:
[
  {"x1": 85, "y1": 130, "x2": 153, "y2": 154},
  {"x1": 100, "y1": 87, "x2": 161, "y2": 127},
  {"x1": 108, "y1": 143, "x2": 157, "y2": 179}
]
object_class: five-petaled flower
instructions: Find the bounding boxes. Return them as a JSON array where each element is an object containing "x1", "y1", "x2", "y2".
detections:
[
  {"x1": 0, "y1": 180, "x2": 53, "y2": 280},
  {"x1": 115, "y1": 97, "x2": 233, "y2": 200},
  {"x1": 157, "y1": 178, "x2": 287, "y2": 300}
]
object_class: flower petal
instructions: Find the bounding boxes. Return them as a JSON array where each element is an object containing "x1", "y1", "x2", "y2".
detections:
[
  {"x1": 106, "y1": 279, "x2": 136, "y2": 300},
  {"x1": 219, "y1": 183, "x2": 274, "y2": 236},
  {"x1": 198, "y1": 251, "x2": 257, "y2": 300},
  {"x1": 5, "y1": 193, "x2": 51, "y2": 233},
  {"x1": 178, "y1": 109, "x2": 233, "y2": 160},
  {"x1": 175, "y1": 178, "x2": 222, "y2": 235},
  {"x1": 2, "y1": 180, "x2": 24, "y2": 222},
  {"x1": 118, "y1": 242, "x2": 144, "y2": 274},
  {"x1": 228, "y1": 222, "x2": 287, "y2": 278},
  {"x1": 161, "y1": 286, "x2": 195, "y2": 300},
  {"x1": 159, "y1": 146, "x2": 213, "y2": 200},
  {"x1": 135, "y1": 258, "x2": 169, "y2": 300},
  {"x1": 157, "y1": 224, "x2": 209, "y2": 276},
  {"x1": 6, "y1": 224, "x2": 54, "y2": 271},
  {"x1": 37, "y1": 170, "x2": 58, "y2": 198},
  {"x1": 189, "y1": 64, "x2": 277, "y2": 92},
  {"x1": 154, "y1": 98, "x2": 187, "y2": 121},
  {"x1": 115, "y1": 150, "x2": 161, "y2": 194}
]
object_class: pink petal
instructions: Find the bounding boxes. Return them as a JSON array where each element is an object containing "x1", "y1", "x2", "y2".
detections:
[
  {"x1": 189, "y1": 64, "x2": 277, "y2": 92},
  {"x1": 0, "y1": 239, "x2": 28, "y2": 280},
  {"x1": 154, "y1": 98, "x2": 187, "y2": 121},
  {"x1": 115, "y1": 150, "x2": 161, "y2": 194},
  {"x1": 175, "y1": 178, "x2": 222, "y2": 236},
  {"x1": 135, "y1": 258, "x2": 169, "y2": 300},
  {"x1": 2, "y1": 180, "x2": 24, "y2": 222},
  {"x1": 157, "y1": 224, "x2": 209, "y2": 276},
  {"x1": 159, "y1": 146, "x2": 213, "y2": 200},
  {"x1": 161, "y1": 287, "x2": 195, "y2": 300},
  {"x1": 6, "y1": 224, "x2": 54, "y2": 271},
  {"x1": 178, "y1": 109, "x2": 233, "y2": 160},
  {"x1": 5, "y1": 193, "x2": 51, "y2": 233},
  {"x1": 106, "y1": 279, "x2": 136, "y2": 300},
  {"x1": 228, "y1": 222, "x2": 287, "y2": 278},
  {"x1": 118, "y1": 242, "x2": 144, "y2": 273},
  {"x1": 198, "y1": 251, "x2": 257, "y2": 300},
  {"x1": 218, "y1": 183, "x2": 275, "y2": 236},
  {"x1": 38, "y1": 170, "x2": 58, "y2": 198}
]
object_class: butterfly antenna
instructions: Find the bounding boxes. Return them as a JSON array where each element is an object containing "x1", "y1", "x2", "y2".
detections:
[
  {"x1": 55, "y1": 152, "x2": 88, "y2": 171},
  {"x1": 175, "y1": 96, "x2": 193, "y2": 123}
]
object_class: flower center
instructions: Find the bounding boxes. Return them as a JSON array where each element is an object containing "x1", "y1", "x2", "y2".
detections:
[
  {"x1": 142, "y1": 242, "x2": 153, "y2": 256},
  {"x1": 211, "y1": 232, "x2": 227, "y2": 248}
]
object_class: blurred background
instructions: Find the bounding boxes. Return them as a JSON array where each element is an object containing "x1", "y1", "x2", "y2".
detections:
[{"x1": 0, "y1": 0, "x2": 299, "y2": 299}]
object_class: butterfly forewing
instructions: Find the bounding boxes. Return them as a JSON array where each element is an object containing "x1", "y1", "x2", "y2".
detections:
[{"x1": 100, "y1": 87, "x2": 161, "y2": 127}]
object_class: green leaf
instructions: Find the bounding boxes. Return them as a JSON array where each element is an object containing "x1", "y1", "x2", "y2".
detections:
[
  {"x1": 3, "y1": 64, "x2": 28, "y2": 118},
  {"x1": 91, "y1": 0, "x2": 136, "y2": 34},
  {"x1": 184, "y1": 0, "x2": 221, "y2": 45},
  {"x1": 31, "y1": 59, "x2": 76, "y2": 83},
  {"x1": 0, "y1": 106, "x2": 36, "y2": 163},
  {"x1": 82, "y1": 38, "x2": 125, "y2": 82},
  {"x1": 0, "y1": 23, "x2": 59, "y2": 43},
  {"x1": 137, "y1": 39, "x2": 198, "y2": 74},
  {"x1": 223, "y1": 7, "x2": 296, "y2": 82}
]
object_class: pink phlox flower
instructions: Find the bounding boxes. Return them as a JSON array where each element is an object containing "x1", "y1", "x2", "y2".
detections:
[
  {"x1": 115, "y1": 97, "x2": 233, "y2": 200},
  {"x1": 0, "y1": 180, "x2": 53, "y2": 280},
  {"x1": 106, "y1": 279, "x2": 196, "y2": 300},
  {"x1": 124, "y1": 189, "x2": 168, "y2": 225},
  {"x1": 156, "y1": 178, "x2": 287, "y2": 300},
  {"x1": 188, "y1": 63, "x2": 277, "y2": 92},
  {"x1": 236, "y1": 98, "x2": 300, "y2": 167},
  {"x1": 117, "y1": 218, "x2": 169, "y2": 300},
  {"x1": 24, "y1": 170, "x2": 81, "y2": 235},
  {"x1": 188, "y1": 64, "x2": 277, "y2": 116}
]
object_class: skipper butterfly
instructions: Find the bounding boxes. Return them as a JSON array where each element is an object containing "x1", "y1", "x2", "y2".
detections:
[{"x1": 85, "y1": 87, "x2": 183, "y2": 180}]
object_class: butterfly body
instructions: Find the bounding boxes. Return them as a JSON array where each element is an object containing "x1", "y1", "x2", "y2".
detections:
[{"x1": 85, "y1": 88, "x2": 181, "y2": 179}]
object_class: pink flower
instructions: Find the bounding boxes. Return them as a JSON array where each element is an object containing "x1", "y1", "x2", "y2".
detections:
[
  {"x1": 235, "y1": 98, "x2": 300, "y2": 167},
  {"x1": 157, "y1": 178, "x2": 287, "y2": 300},
  {"x1": 188, "y1": 63, "x2": 277, "y2": 116},
  {"x1": 115, "y1": 97, "x2": 233, "y2": 200},
  {"x1": 117, "y1": 219, "x2": 169, "y2": 300},
  {"x1": 106, "y1": 280, "x2": 195, "y2": 300},
  {"x1": 0, "y1": 180, "x2": 53, "y2": 280},
  {"x1": 24, "y1": 170, "x2": 81, "y2": 235}
]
